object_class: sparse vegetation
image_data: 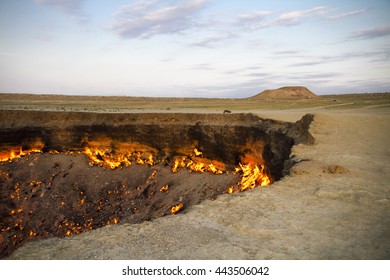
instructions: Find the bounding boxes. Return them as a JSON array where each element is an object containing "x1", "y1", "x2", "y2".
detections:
[{"x1": 1, "y1": 92, "x2": 389, "y2": 112}]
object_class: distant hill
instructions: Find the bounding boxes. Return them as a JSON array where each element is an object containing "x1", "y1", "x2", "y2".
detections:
[{"x1": 250, "y1": 86, "x2": 319, "y2": 100}]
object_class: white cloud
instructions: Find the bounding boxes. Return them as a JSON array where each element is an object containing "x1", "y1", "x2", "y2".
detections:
[
  {"x1": 237, "y1": 10, "x2": 271, "y2": 23},
  {"x1": 108, "y1": 0, "x2": 210, "y2": 39},
  {"x1": 349, "y1": 26, "x2": 390, "y2": 40},
  {"x1": 268, "y1": 6, "x2": 327, "y2": 27},
  {"x1": 237, "y1": 6, "x2": 327, "y2": 30},
  {"x1": 327, "y1": 9, "x2": 366, "y2": 20},
  {"x1": 191, "y1": 33, "x2": 237, "y2": 48}
]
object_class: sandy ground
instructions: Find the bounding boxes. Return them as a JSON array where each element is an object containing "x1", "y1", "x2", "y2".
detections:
[{"x1": 7, "y1": 106, "x2": 390, "y2": 259}]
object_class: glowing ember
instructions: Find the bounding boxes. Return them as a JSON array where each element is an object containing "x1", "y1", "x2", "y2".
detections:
[
  {"x1": 160, "y1": 184, "x2": 169, "y2": 192},
  {"x1": 170, "y1": 203, "x2": 184, "y2": 214}
]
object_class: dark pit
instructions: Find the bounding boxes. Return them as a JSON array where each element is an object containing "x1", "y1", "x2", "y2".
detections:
[{"x1": 0, "y1": 111, "x2": 313, "y2": 258}]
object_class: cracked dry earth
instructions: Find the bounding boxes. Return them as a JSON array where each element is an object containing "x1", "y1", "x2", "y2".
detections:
[{"x1": 8, "y1": 109, "x2": 390, "y2": 259}]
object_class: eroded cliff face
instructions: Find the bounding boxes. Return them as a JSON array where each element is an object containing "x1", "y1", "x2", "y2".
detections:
[
  {"x1": 0, "y1": 111, "x2": 313, "y2": 180},
  {"x1": 0, "y1": 111, "x2": 313, "y2": 258}
]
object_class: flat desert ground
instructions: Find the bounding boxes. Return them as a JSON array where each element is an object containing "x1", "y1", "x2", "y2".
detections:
[{"x1": 1, "y1": 93, "x2": 389, "y2": 259}]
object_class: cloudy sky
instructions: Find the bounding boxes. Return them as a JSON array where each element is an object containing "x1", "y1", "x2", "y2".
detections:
[{"x1": 0, "y1": 0, "x2": 389, "y2": 97}]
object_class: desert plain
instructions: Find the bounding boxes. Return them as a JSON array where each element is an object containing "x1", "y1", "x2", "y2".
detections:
[{"x1": 0, "y1": 90, "x2": 389, "y2": 259}]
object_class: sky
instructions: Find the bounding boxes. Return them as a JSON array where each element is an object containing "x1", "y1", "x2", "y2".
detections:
[{"x1": 0, "y1": 0, "x2": 389, "y2": 98}]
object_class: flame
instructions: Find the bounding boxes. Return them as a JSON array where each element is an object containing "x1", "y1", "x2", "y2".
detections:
[
  {"x1": 193, "y1": 148, "x2": 202, "y2": 156},
  {"x1": 83, "y1": 146, "x2": 157, "y2": 169},
  {"x1": 170, "y1": 203, "x2": 184, "y2": 214},
  {"x1": 84, "y1": 147, "x2": 126, "y2": 169},
  {"x1": 207, "y1": 163, "x2": 223, "y2": 174},
  {"x1": 146, "y1": 154, "x2": 155, "y2": 165},
  {"x1": 160, "y1": 184, "x2": 169, "y2": 192},
  {"x1": 172, "y1": 156, "x2": 187, "y2": 173},
  {"x1": 0, "y1": 145, "x2": 43, "y2": 162},
  {"x1": 228, "y1": 163, "x2": 272, "y2": 193},
  {"x1": 136, "y1": 152, "x2": 145, "y2": 165},
  {"x1": 171, "y1": 156, "x2": 225, "y2": 174}
]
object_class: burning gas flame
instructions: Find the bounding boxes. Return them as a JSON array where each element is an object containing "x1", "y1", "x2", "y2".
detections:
[
  {"x1": 2, "y1": 142, "x2": 273, "y2": 199},
  {"x1": 84, "y1": 147, "x2": 129, "y2": 169},
  {"x1": 170, "y1": 203, "x2": 184, "y2": 214},
  {"x1": 83, "y1": 147, "x2": 157, "y2": 169},
  {"x1": 0, "y1": 146, "x2": 43, "y2": 162},
  {"x1": 228, "y1": 163, "x2": 272, "y2": 193},
  {"x1": 171, "y1": 151, "x2": 225, "y2": 175},
  {"x1": 193, "y1": 148, "x2": 202, "y2": 156}
]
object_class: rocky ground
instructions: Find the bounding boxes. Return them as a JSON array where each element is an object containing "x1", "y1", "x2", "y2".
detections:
[{"x1": 6, "y1": 106, "x2": 390, "y2": 259}]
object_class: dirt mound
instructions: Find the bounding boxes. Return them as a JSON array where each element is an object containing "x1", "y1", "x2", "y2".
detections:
[{"x1": 251, "y1": 86, "x2": 319, "y2": 100}]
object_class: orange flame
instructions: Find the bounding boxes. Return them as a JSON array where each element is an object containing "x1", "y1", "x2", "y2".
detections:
[
  {"x1": 83, "y1": 145, "x2": 159, "y2": 169},
  {"x1": 84, "y1": 147, "x2": 126, "y2": 169},
  {"x1": 160, "y1": 184, "x2": 169, "y2": 192},
  {"x1": 170, "y1": 203, "x2": 184, "y2": 214},
  {"x1": 0, "y1": 145, "x2": 43, "y2": 162},
  {"x1": 171, "y1": 156, "x2": 225, "y2": 174},
  {"x1": 1, "y1": 140, "x2": 273, "y2": 199},
  {"x1": 193, "y1": 148, "x2": 202, "y2": 156},
  {"x1": 228, "y1": 163, "x2": 272, "y2": 193}
]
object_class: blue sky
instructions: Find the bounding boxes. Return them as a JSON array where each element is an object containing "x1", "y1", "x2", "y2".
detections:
[{"x1": 0, "y1": 0, "x2": 389, "y2": 97}]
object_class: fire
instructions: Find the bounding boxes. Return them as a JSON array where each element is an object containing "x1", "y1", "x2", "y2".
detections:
[
  {"x1": 172, "y1": 156, "x2": 187, "y2": 173},
  {"x1": 83, "y1": 146, "x2": 158, "y2": 169},
  {"x1": 84, "y1": 147, "x2": 126, "y2": 169},
  {"x1": 171, "y1": 156, "x2": 225, "y2": 174},
  {"x1": 238, "y1": 163, "x2": 270, "y2": 191},
  {"x1": 136, "y1": 152, "x2": 145, "y2": 165},
  {"x1": 228, "y1": 163, "x2": 272, "y2": 193},
  {"x1": 0, "y1": 145, "x2": 43, "y2": 162},
  {"x1": 160, "y1": 184, "x2": 169, "y2": 192},
  {"x1": 193, "y1": 148, "x2": 202, "y2": 156},
  {"x1": 207, "y1": 163, "x2": 223, "y2": 174},
  {"x1": 170, "y1": 203, "x2": 184, "y2": 214}
]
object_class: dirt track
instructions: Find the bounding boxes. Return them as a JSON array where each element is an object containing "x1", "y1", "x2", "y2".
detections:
[{"x1": 6, "y1": 105, "x2": 390, "y2": 259}]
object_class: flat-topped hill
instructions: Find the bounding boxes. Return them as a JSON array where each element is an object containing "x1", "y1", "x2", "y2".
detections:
[{"x1": 250, "y1": 86, "x2": 319, "y2": 99}]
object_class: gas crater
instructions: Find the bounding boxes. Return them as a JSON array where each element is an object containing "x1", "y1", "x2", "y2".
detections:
[{"x1": 0, "y1": 111, "x2": 313, "y2": 258}]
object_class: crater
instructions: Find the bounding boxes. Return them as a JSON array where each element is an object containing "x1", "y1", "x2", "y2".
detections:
[{"x1": 0, "y1": 111, "x2": 313, "y2": 258}]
